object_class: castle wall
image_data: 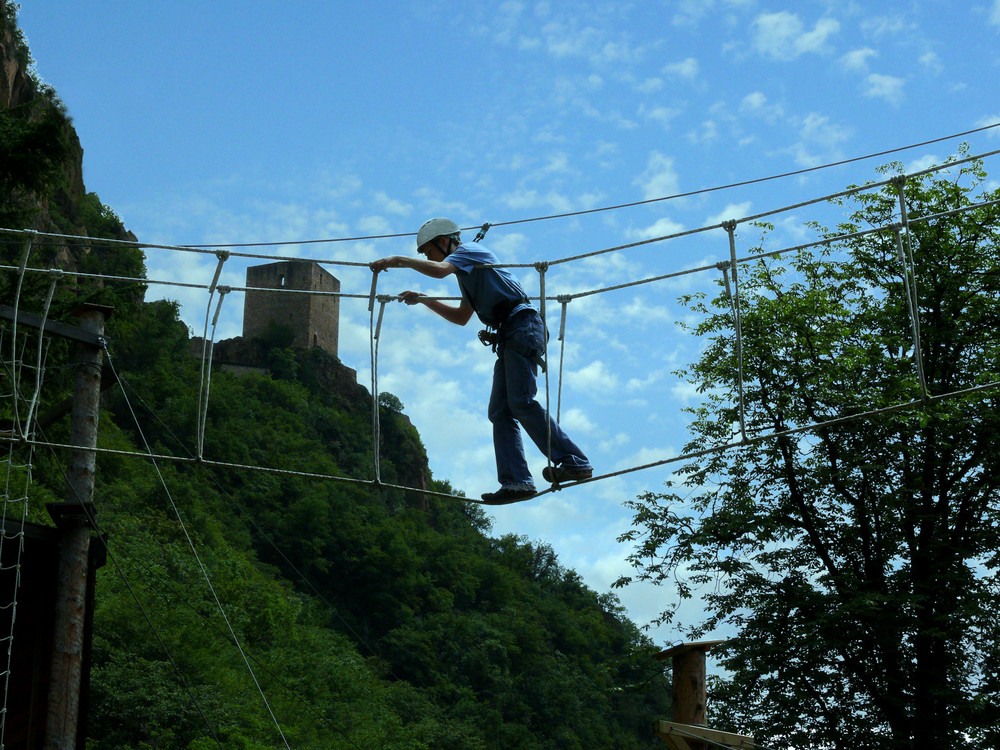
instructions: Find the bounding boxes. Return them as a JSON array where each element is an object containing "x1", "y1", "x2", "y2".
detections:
[{"x1": 242, "y1": 261, "x2": 340, "y2": 356}]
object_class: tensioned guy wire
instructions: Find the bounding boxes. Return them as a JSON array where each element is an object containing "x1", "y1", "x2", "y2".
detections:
[{"x1": 104, "y1": 348, "x2": 292, "y2": 749}]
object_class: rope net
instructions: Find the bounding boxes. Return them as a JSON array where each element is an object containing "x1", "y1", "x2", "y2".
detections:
[{"x1": 0, "y1": 323, "x2": 37, "y2": 748}]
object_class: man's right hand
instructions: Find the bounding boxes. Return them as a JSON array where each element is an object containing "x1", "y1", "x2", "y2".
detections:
[{"x1": 398, "y1": 290, "x2": 424, "y2": 305}]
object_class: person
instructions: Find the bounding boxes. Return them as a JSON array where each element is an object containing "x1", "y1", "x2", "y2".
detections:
[{"x1": 369, "y1": 218, "x2": 592, "y2": 504}]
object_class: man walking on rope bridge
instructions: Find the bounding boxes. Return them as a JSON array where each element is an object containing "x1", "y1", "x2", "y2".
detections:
[{"x1": 370, "y1": 218, "x2": 592, "y2": 504}]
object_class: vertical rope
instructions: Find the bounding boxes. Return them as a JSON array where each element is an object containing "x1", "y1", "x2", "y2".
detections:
[
  {"x1": 196, "y1": 251, "x2": 229, "y2": 459},
  {"x1": 371, "y1": 297, "x2": 389, "y2": 486},
  {"x1": 535, "y1": 262, "x2": 554, "y2": 472},
  {"x1": 22, "y1": 270, "x2": 61, "y2": 439},
  {"x1": 8, "y1": 232, "x2": 36, "y2": 436},
  {"x1": 368, "y1": 273, "x2": 383, "y2": 485},
  {"x1": 721, "y1": 220, "x2": 749, "y2": 443},
  {"x1": 196, "y1": 287, "x2": 230, "y2": 457},
  {"x1": 893, "y1": 177, "x2": 929, "y2": 400},
  {"x1": 556, "y1": 296, "x2": 571, "y2": 422}
]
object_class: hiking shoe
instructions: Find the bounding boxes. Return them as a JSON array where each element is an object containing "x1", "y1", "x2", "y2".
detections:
[
  {"x1": 481, "y1": 487, "x2": 537, "y2": 505},
  {"x1": 542, "y1": 465, "x2": 593, "y2": 484}
]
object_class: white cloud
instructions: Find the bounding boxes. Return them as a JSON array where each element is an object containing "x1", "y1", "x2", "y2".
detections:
[
  {"x1": 977, "y1": 115, "x2": 1000, "y2": 138},
  {"x1": 569, "y1": 360, "x2": 621, "y2": 393},
  {"x1": 628, "y1": 216, "x2": 685, "y2": 241},
  {"x1": 752, "y1": 12, "x2": 840, "y2": 60},
  {"x1": 639, "y1": 104, "x2": 683, "y2": 129},
  {"x1": 635, "y1": 77, "x2": 665, "y2": 94},
  {"x1": 860, "y1": 15, "x2": 911, "y2": 37},
  {"x1": 372, "y1": 191, "x2": 411, "y2": 216},
  {"x1": 500, "y1": 188, "x2": 574, "y2": 213},
  {"x1": 687, "y1": 119, "x2": 719, "y2": 145},
  {"x1": 919, "y1": 51, "x2": 942, "y2": 74},
  {"x1": 635, "y1": 152, "x2": 680, "y2": 201},
  {"x1": 706, "y1": 202, "x2": 753, "y2": 227},
  {"x1": 560, "y1": 406, "x2": 597, "y2": 433},
  {"x1": 663, "y1": 57, "x2": 700, "y2": 79},
  {"x1": 992, "y1": 0, "x2": 1000, "y2": 25},
  {"x1": 905, "y1": 154, "x2": 943, "y2": 174},
  {"x1": 800, "y1": 112, "x2": 852, "y2": 149},
  {"x1": 739, "y1": 91, "x2": 784, "y2": 121},
  {"x1": 840, "y1": 47, "x2": 877, "y2": 72},
  {"x1": 864, "y1": 73, "x2": 905, "y2": 106}
]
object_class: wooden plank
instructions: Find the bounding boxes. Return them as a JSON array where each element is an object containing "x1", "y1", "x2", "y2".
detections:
[
  {"x1": 654, "y1": 721, "x2": 755, "y2": 750},
  {"x1": 655, "y1": 640, "x2": 726, "y2": 661}
]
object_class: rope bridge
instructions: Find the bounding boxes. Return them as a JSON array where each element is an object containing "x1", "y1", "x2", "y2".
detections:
[{"x1": 2, "y1": 145, "x2": 1000, "y2": 506}]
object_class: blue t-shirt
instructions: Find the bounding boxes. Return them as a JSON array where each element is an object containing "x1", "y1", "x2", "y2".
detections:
[{"x1": 447, "y1": 243, "x2": 533, "y2": 327}]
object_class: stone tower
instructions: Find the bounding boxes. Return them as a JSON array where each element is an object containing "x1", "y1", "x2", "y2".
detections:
[{"x1": 242, "y1": 260, "x2": 340, "y2": 356}]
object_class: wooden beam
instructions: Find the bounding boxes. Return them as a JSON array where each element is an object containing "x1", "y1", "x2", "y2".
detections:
[
  {"x1": 0, "y1": 304, "x2": 111, "y2": 348},
  {"x1": 654, "y1": 721, "x2": 755, "y2": 750}
]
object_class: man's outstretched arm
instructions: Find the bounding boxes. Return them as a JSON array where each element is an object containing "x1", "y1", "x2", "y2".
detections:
[
  {"x1": 370, "y1": 255, "x2": 455, "y2": 278},
  {"x1": 399, "y1": 291, "x2": 474, "y2": 326},
  {"x1": 370, "y1": 255, "x2": 474, "y2": 326}
]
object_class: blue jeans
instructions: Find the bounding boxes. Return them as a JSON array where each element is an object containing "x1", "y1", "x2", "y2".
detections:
[{"x1": 488, "y1": 311, "x2": 591, "y2": 489}]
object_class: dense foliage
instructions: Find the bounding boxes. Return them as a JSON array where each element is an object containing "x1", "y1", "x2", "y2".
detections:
[
  {"x1": 2, "y1": 9, "x2": 671, "y2": 747},
  {"x1": 618, "y1": 155, "x2": 1000, "y2": 749}
]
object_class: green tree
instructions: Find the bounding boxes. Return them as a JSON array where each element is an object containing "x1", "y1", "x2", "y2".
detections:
[{"x1": 618, "y1": 155, "x2": 1000, "y2": 750}]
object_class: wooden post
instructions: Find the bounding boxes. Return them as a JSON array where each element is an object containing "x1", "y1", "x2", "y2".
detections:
[
  {"x1": 655, "y1": 640, "x2": 724, "y2": 750},
  {"x1": 43, "y1": 305, "x2": 109, "y2": 750}
]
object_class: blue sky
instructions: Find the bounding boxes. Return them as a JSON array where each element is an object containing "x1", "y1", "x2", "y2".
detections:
[{"x1": 15, "y1": 1, "x2": 1000, "y2": 654}]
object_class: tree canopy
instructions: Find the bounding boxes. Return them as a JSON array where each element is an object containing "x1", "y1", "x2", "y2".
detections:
[{"x1": 618, "y1": 154, "x2": 1000, "y2": 750}]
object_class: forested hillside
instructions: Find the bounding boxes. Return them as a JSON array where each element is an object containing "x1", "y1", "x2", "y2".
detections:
[{"x1": 1, "y1": 6, "x2": 671, "y2": 747}]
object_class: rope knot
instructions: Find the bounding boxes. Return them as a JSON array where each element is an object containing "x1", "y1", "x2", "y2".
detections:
[
  {"x1": 534, "y1": 261, "x2": 549, "y2": 272},
  {"x1": 721, "y1": 219, "x2": 738, "y2": 232}
]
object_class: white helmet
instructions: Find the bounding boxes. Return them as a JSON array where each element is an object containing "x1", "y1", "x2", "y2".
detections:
[{"x1": 416, "y1": 218, "x2": 460, "y2": 251}]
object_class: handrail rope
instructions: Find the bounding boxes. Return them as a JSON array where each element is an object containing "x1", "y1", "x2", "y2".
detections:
[
  {"x1": 197, "y1": 287, "x2": 230, "y2": 457},
  {"x1": 3, "y1": 192, "x2": 1000, "y2": 311},
  {"x1": 721, "y1": 222, "x2": 748, "y2": 443},
  {"x1": 39, "y1": 120, "x2": 995, "y2": 251},
  {"x1": 537, "y1": 262, "x2": 554, "y2": 475},
  {"x1": 448, "y1": 146, "x2": 1000, "y2": 271},
  {"x1": 564, "y1": 195, "x2": 1000, "y2": 302},
  {"x1": 22, "y1": 270, "x2": 59, "y2": 438},
  {"x1": 1, "y1": 432, "x2": 490, "y2": 504},
  {"x1": 6, "y1": 378, "x2": 1000, "y2": 505},
  {"x1": 104, "y1": 348, "x2": 292, "y2": 748},
  {"x1": 3, "y1": 143, "x2": 997, "y2": 266},
  {"x1": 533, "y1": 378, "x2": 1000, "y2": 499},
  {"x1": 195, "y1": 252, "x2": 229, "y2": 460},
  {"x1": 30, "y1": 423, "x2": 225, "y2": 747}
]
